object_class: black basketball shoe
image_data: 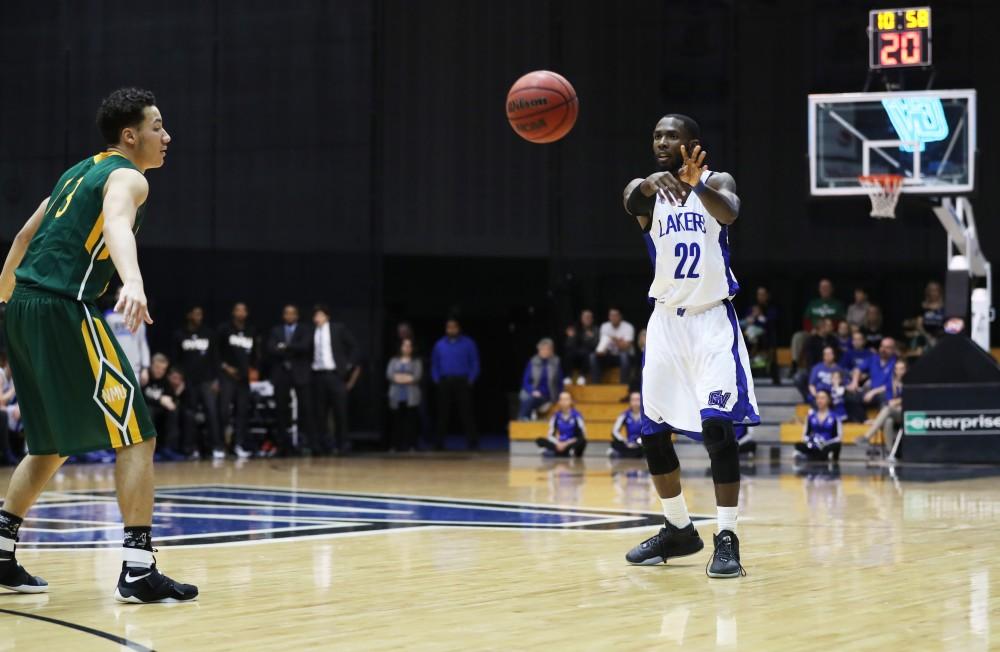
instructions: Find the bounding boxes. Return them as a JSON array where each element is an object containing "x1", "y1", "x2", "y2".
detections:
[
  {"x1": 114, "y1": 562, "x2": 199, "y2": 603},
  {"x1": 0, "y1": 552, "x2": 48, "y2": 594},
  {"x1": 706, "y1": 530, "x2": 746, "y2": 578},
  {"x1": 626, "y1": 521, "x2": 704, "y2": 565}
]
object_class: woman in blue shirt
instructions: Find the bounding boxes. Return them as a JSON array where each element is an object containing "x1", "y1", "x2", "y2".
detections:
[
  {"x1": 536, "y1": 391, "x2": 587, "y2": 457},
  {"x1": 795, "y1": 390, "x2": 843, "y2": 461},
  {"x1": 609, "y1": 392, "x2": 644, "y2": 458}
]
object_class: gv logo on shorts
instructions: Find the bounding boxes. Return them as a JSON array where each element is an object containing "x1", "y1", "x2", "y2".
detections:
[{"x1": 708, "y1": 390, "x2": 731, "y2": 409}]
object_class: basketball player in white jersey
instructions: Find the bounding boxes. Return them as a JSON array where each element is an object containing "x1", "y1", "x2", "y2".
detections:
[{"x1": 622, "y1": 114, "x2": 759, "y2": 578}]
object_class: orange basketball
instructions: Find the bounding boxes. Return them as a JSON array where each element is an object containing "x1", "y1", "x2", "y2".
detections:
[{"x1": 506, "y1": 70, "x2": 578, "y2": 143}]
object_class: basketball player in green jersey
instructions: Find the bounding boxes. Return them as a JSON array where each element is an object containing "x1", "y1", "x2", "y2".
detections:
[{"x1": 0, "y1": 88, "x2": 197, "y2": 603}]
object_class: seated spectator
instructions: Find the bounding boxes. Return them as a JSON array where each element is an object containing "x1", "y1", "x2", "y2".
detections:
[
  {"x1": 563, "y1": 309, "x2": 599, "y2": 385},
  {"x1": 0, "y1": 355, "x2": 21, "y2": 465},
  {"x1": 901, "y1": 318, "x2": 929, "y2": 362},
  {"x1": 386, "y1": 337, "x2": 422, "y2": 452},
  {"x1": 916, "y1": 280, "x2": 945, "y2": 342},
  {"x1": 735, "y1": 423, "x2": 756, "y2": 457},
  {"x1": 741, "y1": 286, "x2": 779, "y2": 369},
  {"x1": 859, "y1": 359, "x2": 907, "y2": 448},
  {"x1": 609, "y1": 392, "x2": 644, "y2": 458},
  {"x1": 166, "y1": 367, "x2": 199, "y2": 458},
  {"x1": 829, "y1": 370, "x2": 848, "y2": 421},
  {"x1": 861, "y1": 338, "x2": 900, "y2": 409},
  {"x1": 627, "y1": 329, "x2": 646, "y2": 395},
  {"x1": 517, "y1": 338, "x2": 563, "y2": 420},
  {"x1": 835, "y1": 320, "x2": 851, "y2": 354},
  {"x1": 591, "y1": 308, "x2": 634, "y2": 384},
  {"x1": 793, "y1": 318, "x2": 840, "y2": 397},
  {"x1": 794, "y1": 390, "x2": 842, "y2": 462},
  {"x1": 790, "y1": 279, "x2": 845, "y2": 373},
  {"x1": 800, "y1": 345, "x2": 845, "y2": 404},
  {"x1": 840, "y1": 331, "x2": 874, "y2": 385},
  {"x1": 861, "y1": 305, "x2": 884, "y2": 350},
  {"x1": 535, "y1": 391, "x2": 587, "y2": 457},
  {"x1": 846, "y1": 287, "x2": 871, "y2": 329},
  {"x1": 142, "y1": 354, "x2": 185, "y2": 461}
]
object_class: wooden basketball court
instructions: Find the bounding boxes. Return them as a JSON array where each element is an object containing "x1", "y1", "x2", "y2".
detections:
[{"x1": 1, "y1": 453, "x2": 997, "y2": 650}]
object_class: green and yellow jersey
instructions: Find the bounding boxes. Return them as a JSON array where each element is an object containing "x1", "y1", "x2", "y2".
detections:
[{"x1": 15, "y1": 151, "x2": 146, "y2": 303}]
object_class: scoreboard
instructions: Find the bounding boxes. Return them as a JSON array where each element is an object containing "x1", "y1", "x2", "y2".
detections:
[{"x1": 868, "y1": 7, "x2": 931, "y2": 69}]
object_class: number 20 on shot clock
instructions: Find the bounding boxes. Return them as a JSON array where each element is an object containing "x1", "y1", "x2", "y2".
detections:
[{"x1": 868, "y1": 6, "x2": 931, "y2": 69}]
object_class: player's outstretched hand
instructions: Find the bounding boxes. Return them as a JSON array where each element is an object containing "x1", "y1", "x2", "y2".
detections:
[
  {"x1": 640, "y1": 171, "x2": 689, "y2": 206},
  {"x1": 678, "y1": 145, "x2": 708, "y2": 186},
  {"x1": 115, "y1": 280, "x2": 154, "y2": 333}
]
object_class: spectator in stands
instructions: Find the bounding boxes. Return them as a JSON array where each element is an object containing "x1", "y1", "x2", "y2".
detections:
[
  {"x1": 535, "y1": 391, "x2": 587, "y2": 457},
  {"x1": 563, "y1": 309, "x2": 599, "y2": 385},
  {"x1": 802, "y1": 345, "x2": 846, "y2": 404},
  {"x1": 0, "y1": 355, "x2": 20, "y2": 465},
  {"x1": 917, "y1": 281, "x2": 945, "y2": 341},
  {"x1": 106, "y1": 286, "x2": 151, "y2": 386},
  {"x1": 166, "y1": 366, "x2": 198, "y2": 458},
  {"x1": 142, "y1": 354, "x2": 185, "y2": 461},
  {"x1": 517, "y1": 338, "x2": 563, "y2": 421},
  {"x1": 741, "y1": 286, "x2": 779, "y2": 363},
  {"x1": 794, "y1": 318, "x2": 840, "y2": 397},
  {"x1": 860, "y1": 338, "x2": 900, "y2": 409},
  {"x1": 172, "y1": 305, "x2": 222, "y2": 459},
  {"x1": 609, "y1": 392, "x2": 644, "y2": 458},
  {"x1": 431, "y1": 317, "x2": 480, "y2": 451},
  {"x1": 841, "y1": 331, "x2": 874, "y2": 386},
  {"x1": 846, "y1": 288, "x2": 871, "y2": 329},
  {"x1": 835, "y1": 320, "x2": 851, "y2": 354},
  {"x1": 861, "y1": 305, "x2": 884, "y2": 350},
  {"x1": 386, "y1": 337, "x2": 422, "y2": 452},
  {"x1": 628, "y1": 329, "x2": 647, "y2": 394},
  {"x1": 266, "y1": 304, "x2": 314, "y2": 456},
  {"x1": 591, "y1": 308, "x2": 634, "y2": 384},
  {"x1": 859, "y1": 359, "x2": 907, "y2": 447},
  {"x1": 790, "y1": 279, "x2": 845, "y2": 375},
  {"x1": 312, "y1": 304, "x2": 362, "y2": 455},
  {"x1": 794, "y1": 389, "x2": 842, "y2": 462},
  {"x1": 901, "y1": 318, "x2": 929, "y2": 362},
  {"x1": 218, "y1": 302, "x2": 258, "y2": 459},
  {"x1": 829, "y1": 370, "x2": 848, "y2": 421}
]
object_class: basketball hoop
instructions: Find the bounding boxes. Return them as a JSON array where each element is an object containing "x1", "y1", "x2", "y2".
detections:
[{"x1": 858, "y1": 174, "x2": 904, "y2": 219}]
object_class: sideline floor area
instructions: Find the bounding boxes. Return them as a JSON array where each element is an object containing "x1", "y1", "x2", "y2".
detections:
[{"x1": 0, "y1": 454, "x2": 997, "y2": 651}]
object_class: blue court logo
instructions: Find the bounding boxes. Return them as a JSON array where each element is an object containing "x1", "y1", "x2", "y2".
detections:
[
  {"x1": 14, "y1": 485, "x2": 668, "y2": 549},
  {"x1": 708, "y1": 390, "x2": 732, "y2": 409}
]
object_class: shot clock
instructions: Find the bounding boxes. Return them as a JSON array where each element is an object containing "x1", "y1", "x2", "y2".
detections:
[{"x1": 868, "y1": 7, "x2": 931, "y2": 69}]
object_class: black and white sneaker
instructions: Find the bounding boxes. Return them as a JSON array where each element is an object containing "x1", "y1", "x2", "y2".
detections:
[
  {"x1": 114, "y1": 562, "x2": 198, "y2": 603},
  {"x1": 626, "y1": 521, "x2": 704, "y2": 565},
  {"x1": 0, "y1": 555, "x2": 48, "y2": 594},
  {"x1": 706, "y1": 530, "x2": 746, "y2": 578}
]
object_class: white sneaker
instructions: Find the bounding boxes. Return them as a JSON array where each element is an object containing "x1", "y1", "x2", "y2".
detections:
[
  {"x1": 234, "y1": 445, "x2": 252, "y2": 459},
  {"x1": 212, "y1": 449, "x2": 226, "y2": 460},
  {"x1": 576, "y1": 376, "x2": 586, "y2": 386}
]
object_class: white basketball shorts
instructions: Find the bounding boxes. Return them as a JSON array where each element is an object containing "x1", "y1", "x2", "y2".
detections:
[{"x1": 641, "y1": 299, "x2": 760, "y2": 439}]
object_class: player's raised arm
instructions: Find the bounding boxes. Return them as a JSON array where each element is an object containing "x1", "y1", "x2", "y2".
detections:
[
  {"x1": 678, "y1": 144, "x2": 740, "y2": 225},
  {"x1": 0, "y1": 197, "x2": 50, "y2": 302},
  {"x1": 102, "y1": 167, "x2": 151, "y2": 332}
]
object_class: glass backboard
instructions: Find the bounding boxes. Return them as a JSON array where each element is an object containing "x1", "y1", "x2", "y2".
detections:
[{"x1": 808, "y1": 89, "x2": 976, "y2": 196}]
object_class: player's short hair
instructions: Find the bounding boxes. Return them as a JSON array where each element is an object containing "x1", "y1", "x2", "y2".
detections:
[
  {"x1": 97, "y1": 87, "x2": 157, "y2": 145},
  {"x1": 662, "y1": 113, "x2": 701, "y2": 141}
]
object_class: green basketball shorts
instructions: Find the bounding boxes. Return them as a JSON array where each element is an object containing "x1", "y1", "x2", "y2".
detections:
[{"x1": 4, "y1": 285, "x2": 156, "y2": 456}]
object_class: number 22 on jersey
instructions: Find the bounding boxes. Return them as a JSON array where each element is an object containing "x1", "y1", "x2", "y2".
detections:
[{"x1": 673, "y1": 242, "x2": 701, "y2": 279}]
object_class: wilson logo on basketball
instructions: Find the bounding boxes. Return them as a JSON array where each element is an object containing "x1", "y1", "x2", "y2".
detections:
[{"x1": 507, "y1": 97, "x2": 548, "y2": 113}]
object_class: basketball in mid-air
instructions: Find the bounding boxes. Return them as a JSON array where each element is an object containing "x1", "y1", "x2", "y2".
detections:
[{"x1": 505, "y1": 70, "x2": 578, "y2": 143}]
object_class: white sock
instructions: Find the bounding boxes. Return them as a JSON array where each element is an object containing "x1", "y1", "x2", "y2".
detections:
[
  {"x1": 661, "y1": 494, "x2": 691, "y2": 528},
  {"x1": 0, "y1": 535, "x2": 14, "y2": 554},
  {"x1": 717, "y1": 506, "x2": 738, "y2": 534}
]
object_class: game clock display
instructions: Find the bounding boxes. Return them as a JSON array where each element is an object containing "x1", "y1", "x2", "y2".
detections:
[{"x1": 868, "y1": 7, "x2": 931, "y2": 69}]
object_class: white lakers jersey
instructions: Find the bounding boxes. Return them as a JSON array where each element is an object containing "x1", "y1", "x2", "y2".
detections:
[{"x1": 644, "y1": 170, "x2": 740, "y2": 307}]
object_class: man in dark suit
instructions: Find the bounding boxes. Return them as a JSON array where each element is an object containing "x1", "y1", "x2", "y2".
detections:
[
  {"x1": 311, "y1": 304, "x2": 362, "y2": 455},
  {"x1": 266, "y1": 304, "x2": 314, "y2": 455}
]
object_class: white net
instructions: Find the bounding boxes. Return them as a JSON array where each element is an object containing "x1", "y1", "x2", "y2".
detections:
[{"x1": 858, "y1": 174, "x2": 904, "y2": 219}]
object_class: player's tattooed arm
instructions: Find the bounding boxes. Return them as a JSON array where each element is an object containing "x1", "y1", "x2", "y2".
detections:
[
  {"x1": 623, "y1": 178, "x2": 652, "y2": 231},
  {"x1": 678, "y1": 144, "x2": 741, "y2": 225},
  {"x1": 0, "y1": 196, "x2": 49, "y2": 302},
  {"x1": 103, "y1": 168, "x2": 152, "y2": 333}
]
